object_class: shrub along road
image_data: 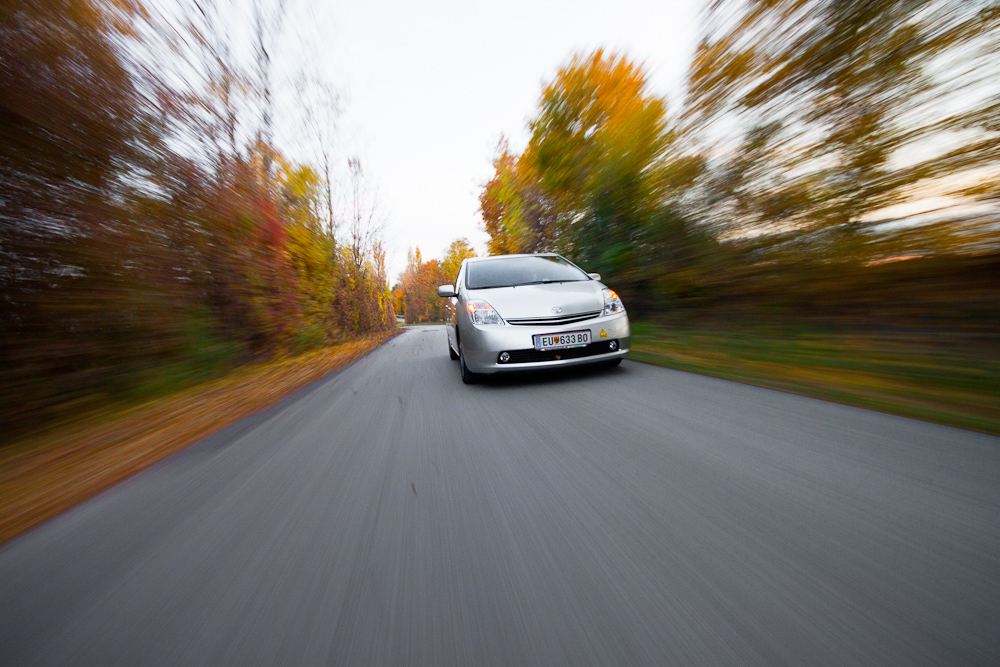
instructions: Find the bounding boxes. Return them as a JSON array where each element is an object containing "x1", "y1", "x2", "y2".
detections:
[{"x1": 1, "y1": 326, "x2": 998, "y2": 665}]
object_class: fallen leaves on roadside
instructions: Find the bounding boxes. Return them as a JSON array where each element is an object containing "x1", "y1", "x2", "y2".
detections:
[{"x1": 0, "y1": 331, "x2": 399, "y2": 545}]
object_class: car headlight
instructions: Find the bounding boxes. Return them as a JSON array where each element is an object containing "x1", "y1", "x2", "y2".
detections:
[
  {"x1": 601, "y1": 288, "x2": 625, "y2": 316},
  {"x1": 466, "y1": 300, "x2": 504, "y2": 325}
]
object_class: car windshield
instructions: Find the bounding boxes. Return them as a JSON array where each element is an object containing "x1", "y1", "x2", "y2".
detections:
[{"x1": 466, "y1": 255, "x2": 589, "y2": 289}]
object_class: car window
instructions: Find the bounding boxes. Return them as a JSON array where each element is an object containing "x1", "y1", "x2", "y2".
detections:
[{"x1": 466, "y1": 255, "x2": 589, "y2": 290}]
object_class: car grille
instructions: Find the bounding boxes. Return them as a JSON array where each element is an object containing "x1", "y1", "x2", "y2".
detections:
[
  {"x1": 503, "y1": 340, "x2": 619, "y2": 364},
  {"x1": 505, "y1": 310, "x2": 602, "y2": 326}
]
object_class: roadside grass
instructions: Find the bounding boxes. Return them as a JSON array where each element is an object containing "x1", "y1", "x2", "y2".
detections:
[
  {"x1": 629, "y1": 321, "x2": 1000, "y2": 436},
  {"x1": 0, "y1": 331, "x2": 400, "y2": 545}
]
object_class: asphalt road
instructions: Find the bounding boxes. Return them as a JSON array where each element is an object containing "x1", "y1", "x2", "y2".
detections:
[{"x1": 2, "y1": 326, "x2": 999, "y2": 666}]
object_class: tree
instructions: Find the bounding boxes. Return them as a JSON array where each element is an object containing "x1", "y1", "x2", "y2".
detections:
[
  {"x1": 441, "y1": 237, "x2": 477, "y2": 283},
  {"x1": 345, "y1": 157, "x2": 386, "y2": 274},
  {"x1": 251, "y1": 0, "x2": 288, "y2": 194},
  {"x1": 526, "y1": 50, "x2": 671, "y2": 218},
  {"x1": 295, "y1": 75, "x2": 342, "y2": 237},
  {"x1": 1, "y1": 0, "x2": 150, "y2": 304},
  {"x1": 399, "y1": 245, "x2": 463, "y2": 323},
  {"x1": 480, "y1": 50, "x2": 704, "y2": 313},
  {"x1": 391, "y1": 283, "x2": 406, "y2": 319},
  {"x1": 479, "y1": 136, "x2": 527, "y2": 255},
  {"x1": 685, "y1": 0, "x2": 1000, "y2": 256},
  {"x1": 0, "y1": 0, "x2": 176, "y2": 427},
  {"x1": 0, "y1": 0, "x2": 397, "y2": 436}
]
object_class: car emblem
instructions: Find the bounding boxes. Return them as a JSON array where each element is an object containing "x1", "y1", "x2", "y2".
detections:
[{"x1": 551, "y1": 306, "x2": 563, "y2": 314}]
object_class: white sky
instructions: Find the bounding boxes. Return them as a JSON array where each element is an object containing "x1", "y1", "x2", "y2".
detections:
[{"x1": 297, "y1": 0, "x2": 702, "y2": 283}]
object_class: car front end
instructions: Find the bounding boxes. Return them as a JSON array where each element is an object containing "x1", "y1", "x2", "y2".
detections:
[{"x1": 458, "y1": 285, "x2": 630, "y2": 375}]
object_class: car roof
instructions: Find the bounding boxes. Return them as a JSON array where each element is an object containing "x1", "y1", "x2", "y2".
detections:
[{"x1": 465, "y1": 253, "x2": 558, "y2": 264}]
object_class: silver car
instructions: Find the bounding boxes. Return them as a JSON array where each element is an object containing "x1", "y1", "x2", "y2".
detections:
[{"x1": 437, "y1": 253, "x2": 630, "y2": 384}]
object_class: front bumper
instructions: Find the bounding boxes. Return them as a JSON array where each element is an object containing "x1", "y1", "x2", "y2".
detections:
[{"x1": 461, "y1": 312, "x2": 630, "y2": 374}]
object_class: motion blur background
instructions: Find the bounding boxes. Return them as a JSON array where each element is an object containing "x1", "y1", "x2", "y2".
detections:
[{"x1": 2, "y1": 0, "x2": 998, "y2": 440}]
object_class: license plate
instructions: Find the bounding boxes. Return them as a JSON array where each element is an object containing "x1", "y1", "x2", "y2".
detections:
[{"x1": 533, "y1": 330, "x2": 590, "y2": 351}]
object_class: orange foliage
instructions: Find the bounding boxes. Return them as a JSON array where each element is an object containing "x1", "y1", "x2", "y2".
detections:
[{"x1": 399, "y1": 240, "x2": 477, "y2": 323}]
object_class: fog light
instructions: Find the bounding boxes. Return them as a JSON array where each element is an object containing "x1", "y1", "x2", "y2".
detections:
[
  {"x1": 499, "y1": 351, "x2": 510, "y2": 363},
  {"x1": 609, "y1": 340, "x2": 618, "y2": 351}
]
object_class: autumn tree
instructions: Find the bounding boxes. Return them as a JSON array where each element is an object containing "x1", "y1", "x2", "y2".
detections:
[
  {"x1": 0, "y1": 0, "x2": 179, "y2": 427},
  {"x1": 0, "y1": 0, "x2": 396, "y2": 437},
  {"x1": 480, "y1": 50, "x2": 709, "y2": 313},
  {"x1": 479, "y1": 137, "x2": 523, "y2": 255},
  {"x1": 400, "y1": 248, "x2": 432, "y2": 323},
  {"x1": 251, "y1": 0, "x2": 288, "y2": 193},
  {"x1": 441, "y1": 237, "x2": 477, "y2": 283},
  {"x1": 398, "y1": 243, "x2": 472, "y2": 323},
  {"x1": 391, "y1": 283, "x2": 406, "y2": 319},
  {"x1": 295, "y1": 74, "x2": 342, "y2": 236},
  {"x1": 345, "y1": 157, "x2": 386, "y2": 273},
  {"x1": 685, "y1": 0, "x2": 1000, "y2": 257}
]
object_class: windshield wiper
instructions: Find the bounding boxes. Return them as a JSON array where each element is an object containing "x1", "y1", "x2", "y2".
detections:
[{"x1": 472, "y1": 279, "x2": 582, "y2": 289}]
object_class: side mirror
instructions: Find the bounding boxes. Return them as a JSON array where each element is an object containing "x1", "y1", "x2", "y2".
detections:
[
  {"x1": 588, "y1": 272, "x2": 601, "y2": 281},
  {"x1": 437, "y1": 284, "x2": 456, "y2": 298}
]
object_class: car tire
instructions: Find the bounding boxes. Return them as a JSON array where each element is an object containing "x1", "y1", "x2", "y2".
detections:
[
  {"x1": 459, "y1": 345, "x2": 478, "y2": 384},
  {"x1": 606, "y1": 358, "x2": 622, "y2": 368}
]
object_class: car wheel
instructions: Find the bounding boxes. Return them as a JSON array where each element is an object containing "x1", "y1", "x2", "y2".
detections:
[
  {"x1": 605, "y1": 358, "x2": 622, "y2": 368},
  {"x1": 459, "y1": 345, "x2": 478, "y2": 384}
]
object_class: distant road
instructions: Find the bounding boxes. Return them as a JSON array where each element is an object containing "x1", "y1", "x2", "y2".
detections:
[{"x1": 2, "y1": 326, "x2": 998, "y2": 665}]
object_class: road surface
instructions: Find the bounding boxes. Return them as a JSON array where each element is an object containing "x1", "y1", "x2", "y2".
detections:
[{"x1": 2, "y1": 326, "x2": 999, "y2": 665}]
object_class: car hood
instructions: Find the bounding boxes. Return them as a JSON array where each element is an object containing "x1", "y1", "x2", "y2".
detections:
[{"x1": 468, "y1": 281, "x2": 605, "y2": 320}]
